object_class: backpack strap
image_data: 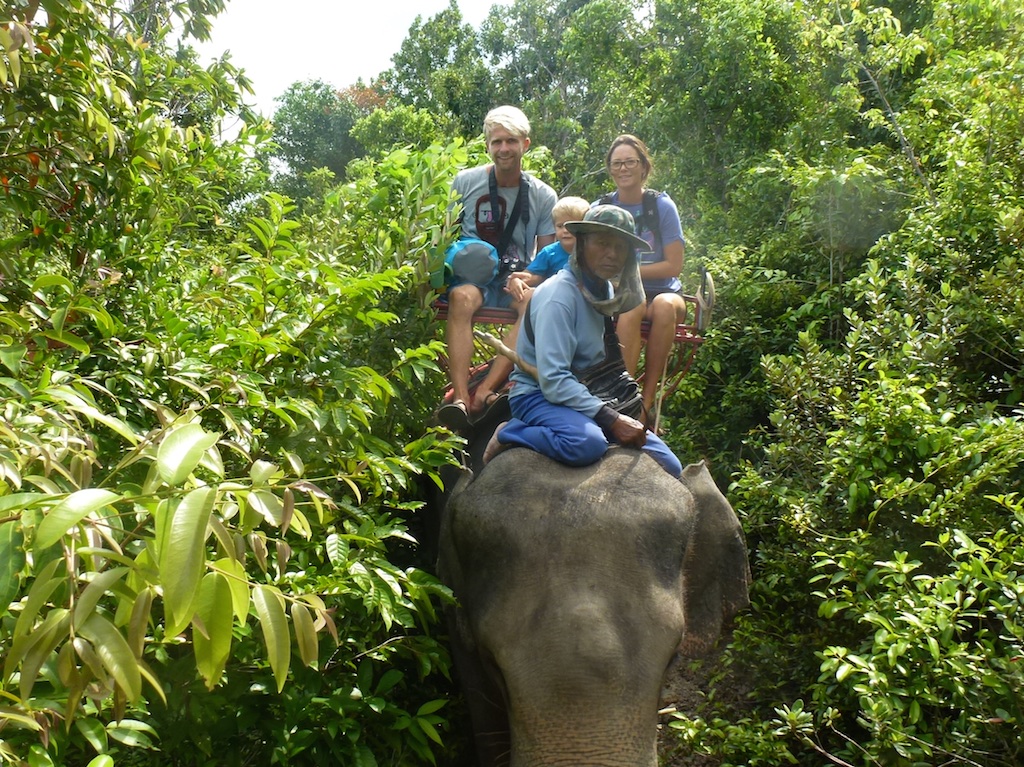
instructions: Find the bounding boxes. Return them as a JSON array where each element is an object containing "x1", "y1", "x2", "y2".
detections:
[
  {"x1": 640, "y1": 189, "x2": 663, "y2": 254},
  {"x1": 597, "y1": 190, "x2": 663, "y2": 253}
]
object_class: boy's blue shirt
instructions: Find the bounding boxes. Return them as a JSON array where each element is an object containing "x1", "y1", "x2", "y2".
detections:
[{"x1": 527, "y1": 241, "x2": 571, "y2": 279}]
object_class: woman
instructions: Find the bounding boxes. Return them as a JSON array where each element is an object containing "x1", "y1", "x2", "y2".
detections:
[
  {"x1": 484, "y1": 205, "x2": 682, "y2": 478},
  {"x1": 598, "y1": 134, "x2": 688, "y2": 426}
]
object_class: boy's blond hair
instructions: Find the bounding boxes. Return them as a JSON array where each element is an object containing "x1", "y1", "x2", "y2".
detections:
[{"x1": 551, "y1": 196, "x2": 590, "y2": 223}]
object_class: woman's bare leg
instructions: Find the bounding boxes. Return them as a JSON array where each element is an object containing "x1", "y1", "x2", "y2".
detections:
[
  {"x1": 641, "y1": 294, "x2": 688, "y2": 422},
  {"x1": 615, "y1": 303, "x2": 646, "y2": 377}
]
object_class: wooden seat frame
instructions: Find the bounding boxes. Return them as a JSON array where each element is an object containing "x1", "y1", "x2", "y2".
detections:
[{"x1": 433, "y1": 273, "x2": 714, "y2": 399}]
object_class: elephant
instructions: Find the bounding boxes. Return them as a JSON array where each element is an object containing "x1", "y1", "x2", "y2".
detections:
[{"x1": 436, "y1": 425, "x2": 750, "y2": 767}]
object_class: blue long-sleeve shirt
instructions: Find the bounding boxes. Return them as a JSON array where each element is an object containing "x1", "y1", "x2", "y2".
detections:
[{"x1": 508, "y1": 269, "x2": 609, "y2": 418}]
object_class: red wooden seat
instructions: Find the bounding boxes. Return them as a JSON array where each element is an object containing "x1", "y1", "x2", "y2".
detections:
[{"x1": 433, "y1": 273, "x2": 714, "y2": 399}]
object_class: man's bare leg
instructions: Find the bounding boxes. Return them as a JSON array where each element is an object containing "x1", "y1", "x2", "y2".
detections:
[
  {"x1": 471, "y1": 296, "x2": 527, "y2": 415},
  {"x1": 445, "y1": 284, "x2": 485, "y2": 407}
]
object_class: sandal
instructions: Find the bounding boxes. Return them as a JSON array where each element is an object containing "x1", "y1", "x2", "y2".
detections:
[
  {"x1": 471, "y1": 390, "x2": 506, "y2": 422},
  {"x1": 437, "y1": 400, "x2": 472, "y2": 431}
]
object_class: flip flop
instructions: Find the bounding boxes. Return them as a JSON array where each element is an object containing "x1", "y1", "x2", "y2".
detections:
[
  {"x1": 437, "y1": 400, "x2": 472, "y2": 431},
  {"x1": 470, "y1": 391, "x2": 507, "y2": 422}
]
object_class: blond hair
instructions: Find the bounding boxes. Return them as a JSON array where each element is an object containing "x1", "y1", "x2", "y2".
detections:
[
  {"x1": 552, "y1": 196, "x2": 590, "y2": 223},
  {"x1": 483, "y1": 105, "x2": 531, "y2": 141}
]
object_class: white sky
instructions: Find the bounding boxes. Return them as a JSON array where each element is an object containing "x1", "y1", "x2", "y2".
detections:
[{"x1": 196, "y1": 0, "x2": 512, "y2": 117}]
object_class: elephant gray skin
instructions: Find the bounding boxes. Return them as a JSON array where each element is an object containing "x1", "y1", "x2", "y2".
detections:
[{"x1": 437, "y1": 440, "x2": 750, "y2": 767}]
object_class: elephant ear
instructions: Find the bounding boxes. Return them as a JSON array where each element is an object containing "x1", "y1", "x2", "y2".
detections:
[{"x1": 677, "y1": 461, "x2": 751, "y2": 657}]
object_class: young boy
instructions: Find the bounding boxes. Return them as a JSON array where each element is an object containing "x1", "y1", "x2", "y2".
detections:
[
  {"x1": 469, "y1": 196, "x2": 591, "y2": 420},
  {"x1": 504, "y1": 196, "x2": 590, "y2": 295}
]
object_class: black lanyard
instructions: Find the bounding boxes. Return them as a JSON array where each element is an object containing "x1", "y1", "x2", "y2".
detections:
[{"x1": 487, "y1": 166, "x2": 531, "y2": 258}]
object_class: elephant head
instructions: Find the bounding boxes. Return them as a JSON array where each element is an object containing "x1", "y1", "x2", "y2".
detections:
[{"x1": 437, "y1": 443, "x2": 750, "y2": 767}]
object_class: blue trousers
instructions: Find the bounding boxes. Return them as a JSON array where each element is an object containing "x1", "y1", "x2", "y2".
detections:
[{"x1": 499, "y1": 389, "x2": 682, "y2": 477}]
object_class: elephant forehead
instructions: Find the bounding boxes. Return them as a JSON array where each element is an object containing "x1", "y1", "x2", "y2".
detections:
[
  {"x1": 450, "y1": 450, "x2": 692, "y2": 589},
  {"x1": 456, "y1": 451, "x2": 689, "y2": 529}
]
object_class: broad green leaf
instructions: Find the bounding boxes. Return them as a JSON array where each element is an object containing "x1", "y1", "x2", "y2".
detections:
[
  {"x1": 42, "y1": 386, "x2": 139, "y2": 444},
  {"x1": 138, "y1": 660, "x2": 167, "y2": 705},
  {"x1": 375, "y1": 668, "x2": 403, "y2": 696},
  {"x1": 246, "y1": 489, "x2": 283, "y2": 526},
  {"x1": 127, "y1": 587, "x2": 154, "y2": 658},
  {"x1": 31, "y1": 274, "x2": 75, "y2": 292},
  {"x1": 158, "y1": 487, "x2": 215, "y2": 635},
  {"x1": 193, "y1": 572, "x2": 233, "y2": 690},
  {"x1": 249, "y1": 459, "x2": 280, "y2": 485},
  {"x1": 0, "y1": 376, "x2": 31, "y2": 399},
  {"x1": 74, "y1": 717, "x2": 108, "y2": 755},
  {"x1": 12, "y1": 558, "x2": 62, "y2": 640},
  {"x1": 291, "y1": 602, "x2": 318, "y2": 668},
  {"x1": 18, "y1": 609, "x2": 71, "y2": 699},
  {"x1": 40, "y1": 329, "x2": 89, "y2": 354},
  {"x1": 417, "y1": 717, "x2": 444, "y2": 745},
  {"x1": 78, "y1": 613, "x2": 142, "y2": 701},
  {"x1": 86, "y1": 756, "x2": 115, "y2": 767},
  {"x1": 325, "y1": 532, "x2": 349, "y2": 566},
  {"x1": 28, "y1": 745, "x2": 55, "y2": 767},
  {"x1": 72, "y1": 567, "x2": 128, "y2": 630},
  {"x1": 416, "y1": 699, "x2": 448, "y2": 716},
  {"x1": 212, "y1": 558, "x2": 250, "y2": 622},
  {"x1": 198, "y1": 444, "x2": 224, "y2": 478},
  {"x1": 106, "y1": 719, "x2": 157, "y2": 749},
  {"x1": 156, "y1": 424, "x2": 220, "y2": 486},
  {"x1": 35, "y1": 489, "x2": 121, "y2": 550},
  {"x1": 0, "y1": 344, "x2": 26, "y2": 374},
  {"x1": 253, "y1": 584, "x2": 290, "y2": 692},
  {"x1": 0, "y1": 707, "x2": 42, "y2": 731},
  {"x1": 0, "y1": 521, "x2": 26, "y2": 610}
]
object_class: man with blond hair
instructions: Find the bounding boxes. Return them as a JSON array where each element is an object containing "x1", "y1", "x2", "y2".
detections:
[{"x1": 438, "y1": 105, "x2": 557, "y2": 430}]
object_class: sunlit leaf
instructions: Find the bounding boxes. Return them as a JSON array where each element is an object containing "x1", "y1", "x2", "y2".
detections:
[
  {"x1": 72, "y1": 567, "x2": 128, "y2": 630},
  {"x1": 158, "y1": 487, "x2": 215, "y2": 635},
  {"x1": 106, "y1": 719, "x2": 157, "y2": 749},
  {"x1": 253, "y1": 584, "x2": 290, "y2": 692},
  {"x1": 194, "y1": 572, "x2": 233, "y2": 689},
  {"x1": 156, "y1": 423, "x2": 220, "y2": 486},
  {"x1": 35, "y1": 489, "x2": 121, "y2": 551},
  {"x1": 246, "y1": 488, "x2": 283, "y2": 526},
  {"x1": 291, "y1": 602, "x2": 318, "y2": 668},
  {"x1": 78, "y1": 613, "x2": 142, "y2": 701},
  {"x1": 212, "y1": 557, "x2": 250, "y2": 622},
  {"x1": 75, "y1": 717, "x2": 108, "y2": 755},
  {"x1": 0, "y1": 520, "x2": 26, "y2": 610}
]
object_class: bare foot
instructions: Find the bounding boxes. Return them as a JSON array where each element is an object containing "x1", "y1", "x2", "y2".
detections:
[{"x1": 483, "y1": 421, "x2": 510, "y2": 464}]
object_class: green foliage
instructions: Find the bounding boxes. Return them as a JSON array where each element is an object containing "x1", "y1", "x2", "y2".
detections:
[
  {"x1": 0, "y1": 189, "x2": 462, "y2": 763},
  {"x1": 351, "y1": 104, "x2": 454, "y2": 157},
  {"x1": 269, "y1": 79, "x2": 372, "y2": 205},
  {"x1": 0, "y1": 5, "x2": 466, "y2": 764},
  {"x1": 381, "y1": 1, "x2": 494, "y2": 137}
]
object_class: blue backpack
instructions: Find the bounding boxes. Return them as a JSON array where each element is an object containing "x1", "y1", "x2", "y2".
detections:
[{"x1": 430, "y1": 238, "x2": 499, "y2": 290}]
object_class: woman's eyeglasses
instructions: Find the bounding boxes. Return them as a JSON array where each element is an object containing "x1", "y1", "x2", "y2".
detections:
[{"x1": 609, "y1": 158, "x2": 641, "y2": 171}]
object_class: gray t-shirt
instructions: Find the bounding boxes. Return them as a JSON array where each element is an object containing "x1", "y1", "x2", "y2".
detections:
[{"x1": 452, "y1": 164, "x2": 557, "y2": 267}]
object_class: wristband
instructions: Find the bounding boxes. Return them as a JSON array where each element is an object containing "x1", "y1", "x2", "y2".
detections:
[{"x1": 594, "y1": 405, "x2": 619, "y2": 429}]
